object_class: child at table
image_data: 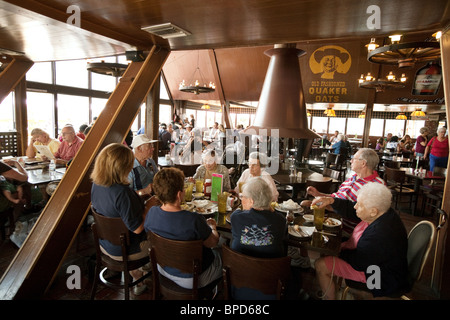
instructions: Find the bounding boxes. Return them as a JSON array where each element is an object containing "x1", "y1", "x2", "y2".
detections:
[
  {"x1": 375, "y1": 137, "x2": 384, "y2": 151},
  {"x1": 0, "y1": 175, "x2": 26, "y2": 205}
]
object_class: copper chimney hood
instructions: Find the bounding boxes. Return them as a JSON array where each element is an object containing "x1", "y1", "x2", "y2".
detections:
[{"x1": 243, "y1": 44, "x2": 320, "y2": 140}]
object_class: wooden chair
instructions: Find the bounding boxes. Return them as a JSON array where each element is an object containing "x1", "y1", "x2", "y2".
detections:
[
  {"x1": 173, "y1": 163, "x2": 200, "y2": 177},
  {"x1": 384, "y1": 166, "x2": 415, "y2": 210},
  {"x1": 90, "y1": 208, "x2": 151, "y2": 300},
  {"x1": 420, "y1": 167, "x2": 447, "y2": 217},
  {"x1": 148, "y1": 231, "x2": 221, "y2": 300},
  {"x1": 325, "y1": 153, "x2": 347, "y2": 182},
  {"x1": 301, "y1": 178, "x2": 336, "y2": 199},
  {"x1": 221, "y1": 244, "x2": 292, "y2": 300},
  {"x1": 341, "y1": 220, "x2": 435, "y2": 300}
]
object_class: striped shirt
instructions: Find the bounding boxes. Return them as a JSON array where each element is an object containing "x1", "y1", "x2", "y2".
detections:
[{"x1": 332, "y1": 171, "x2": 385, "y2": 202}]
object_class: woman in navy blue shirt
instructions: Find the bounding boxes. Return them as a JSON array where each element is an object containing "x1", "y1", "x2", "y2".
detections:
[{"x1": 91, "y1": 143, "x2": 150, "y2": 295}]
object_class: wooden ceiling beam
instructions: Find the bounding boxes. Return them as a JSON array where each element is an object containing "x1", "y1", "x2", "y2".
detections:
[{"x1": 0, "y1": 56, "x2": 33, "y2": 104}]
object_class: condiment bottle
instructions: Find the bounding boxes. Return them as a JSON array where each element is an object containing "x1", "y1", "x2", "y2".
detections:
[{"x1": 204, "y1": 179, "x2": 212, "y2": 198}]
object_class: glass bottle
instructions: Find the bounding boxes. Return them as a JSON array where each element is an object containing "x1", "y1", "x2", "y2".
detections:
[{"x1": 412, "y1": 61, "x2": 442, "y2": 95}]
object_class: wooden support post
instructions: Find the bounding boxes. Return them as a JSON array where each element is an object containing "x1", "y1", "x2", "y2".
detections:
[{"x1": 0, "y1": 45, "x2": 169, "y2": 299}]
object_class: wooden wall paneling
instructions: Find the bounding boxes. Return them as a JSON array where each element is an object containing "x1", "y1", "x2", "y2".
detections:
[{"x1": 0, "y1": 45, "x2": 169, "y2": 299}]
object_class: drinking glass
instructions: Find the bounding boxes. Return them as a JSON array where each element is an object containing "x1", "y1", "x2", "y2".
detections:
[
  {"x1": 313, "y1": 206, "x2": 325, "y2": 231},
  {"x1": 184, "y1": 182, "x2": 194, "y2": 202},
  {"x1": 217, "y1": 192, "x2": 228, "y2": 214},
  {"x1": 195, "y1": 179, "x2": 204, "y2": 193}
]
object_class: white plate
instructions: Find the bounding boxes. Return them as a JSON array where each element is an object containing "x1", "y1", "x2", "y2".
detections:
[
  {"x1": 191, "y1": 200, "x2": 210, "y2": 208},
  {"x1": 303, "y1": 214, "x2": 314, "y2": 222},
  {"x1": 288, "y1": 225, "x2": 315, "y2": 238},
  {"x1": 323, "y1": 217, "x2": 342, "y2": 227},
  {"x1": 275, "y1": 204, "x2": 304, "y2": 214}
]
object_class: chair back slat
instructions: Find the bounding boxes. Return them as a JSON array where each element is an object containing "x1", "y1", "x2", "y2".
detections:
[
  {"x1": 149, "y1": 231, "x2": 203, "y2": 273},
  {"x1": 407, "y1": 220, "x2": 435, "y2": 283},
  {"x1": 221, "y1": 244, "x2": 291, "y2": 298},
  {"x1": 91, "y1": 207, "x2": 130, "y2": 246}
]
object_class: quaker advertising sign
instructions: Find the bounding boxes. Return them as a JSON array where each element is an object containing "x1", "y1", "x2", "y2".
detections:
[{"x1": 299, "y1": 42, "x2": 371, "y2": 104}]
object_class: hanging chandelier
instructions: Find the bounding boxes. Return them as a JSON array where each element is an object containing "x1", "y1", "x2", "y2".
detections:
[
  {"x1": 179, "y1": 52, "x2": 215, "y2": 95},
  {"x1": 201, "y1": 103, "x2": 210, "y2": 109},
  {"x1": 358, "y1": 71, "x2": 407, "y2": 92},
  {"x1": 366, "y1": 33, "x2": 441, "y2": 68},
  {"x1": 358, "y1": 111, "x2": 365, "y2": 118}
]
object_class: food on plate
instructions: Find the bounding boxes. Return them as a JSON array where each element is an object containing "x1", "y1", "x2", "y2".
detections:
[
  {"x1": 193, "y1": 192, "x2": 204, "y2": 198},
  {"x1": 270, "y1": 202, "x2": 279, "y2": 209},
  {"x1": 282, "y1": 199, "x2": 300, "y2": 210},
  {"x1": 324, "y1": 217, "x2": 341, "y2": 226}
]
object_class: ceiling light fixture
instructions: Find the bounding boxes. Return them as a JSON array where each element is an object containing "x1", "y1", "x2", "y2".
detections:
[
  {"x1": 86, "y1": 61, "x2": 128, "y2": 77},
  {"x1": 396, "y1": 113, "x2": 408, "y2": 120},
  {"x1": 179, "y1": 52, "x2": 215, "y2": 95},
  {"x1": 201, "y1": 103, "x2": 210, "y2": 109},
  {"x1": 367, "y1": 33, "x2": 441, "y2": 68},
  {"x1": 411, "y1": 108, "x2": 426, "y2": 117},
  {"x1": 365, "y1": 38, "x2": 379, "y2": 52},
  {"x1": 358, "y1": 71, "x2": 407, "y2": 92},
  {"x1": 324, "y1": 107, "x2": 336, "y2": 117}
]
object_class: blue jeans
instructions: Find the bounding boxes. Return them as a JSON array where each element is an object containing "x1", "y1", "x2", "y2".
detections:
[{"x1": 429, "y1": 154, "x2": 448, "y2": 173}]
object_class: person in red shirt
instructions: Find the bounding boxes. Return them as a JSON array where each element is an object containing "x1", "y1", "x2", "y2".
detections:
[
  {"x1": 424, "y1": 127, "x2": 449, "y2": 172},
  {"x1": 53, "y1": 124, "x2": 84, "y2": 164}
]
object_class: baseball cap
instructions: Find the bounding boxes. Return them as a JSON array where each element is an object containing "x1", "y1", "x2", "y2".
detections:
[{"x1": 131, "y1": 134, "x2": 158, "y2": 149}]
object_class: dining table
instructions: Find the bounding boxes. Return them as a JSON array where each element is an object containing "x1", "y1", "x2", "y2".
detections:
[
  {"x1": 400, "y1": 167, "x2": 446, "y2": 216},
  {"x1": 382, "y1": 156, "x2": 414, "y2": 167},
  {"x1": 272, "y1": 168, "x2": 339, "y2": 199}
]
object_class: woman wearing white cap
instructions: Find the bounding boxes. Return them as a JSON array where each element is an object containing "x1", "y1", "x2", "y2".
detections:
[
  {"x1": 128, "y1": 134, "x2": 159, "y2": 198},
  {"x1": 193, "y1": 149, "x2": 231, "y2": 191}
]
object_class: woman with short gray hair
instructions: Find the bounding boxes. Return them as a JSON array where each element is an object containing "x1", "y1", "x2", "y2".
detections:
[
  {"x1": 424, "y1": 127, "x2": 449, "y2": 172},
  {"x1": 231, "y1": 177, "x2": 286, "y2": 258}
]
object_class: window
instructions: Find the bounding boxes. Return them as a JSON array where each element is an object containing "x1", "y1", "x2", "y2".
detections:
[
  {"x1": 196, "y1": 110, "x2": 206, "y2": 128},
  {"x1": 57, "y1": 94, "x2": 89, "y2": 132},
  {"x1": 384, "y1": 119, "x2": 405, "y2": 138},
  {"x1": 405, "y1": 120, "x2": 426, "y2": 139},
  {"x1": 27, "y1": 92, "x2": 55, "y2": 137},
  {"x1": 91, "y1": 98, "x2": 108, "y2": 120},
  {"x1": 206, "y1": 111, "x2": 216, "y2": 128},
  {"x1": 160, "y1": 77, "x2": 170, "y2": 100},
  {"x1": 369, "y1": 119, "x2": 384, "y2": 137},
  {"x1": 159, "y1": 104, "x2": 172, "y2": 125},
  {"x1": 55, "y1": 60, "x2": 89, "y2": 88},
  {"x1": 328, "y1": 117, "x2": 346, "y2": 135},
  {"x1": 236, "y1": 114, "x2": 250, "y2": 128},
  {"x1": 0, "y1": 92, "x2": 15, "y2": 131},
  {"x1": 26, "y1": 62, "x2": 52, "y2": 84},
  {"x1": 346, "y1": 118, "x2": 364, "y2": 137},
  {"x1": 311, "y1": 117, "x2": 328, "y2": 134}
]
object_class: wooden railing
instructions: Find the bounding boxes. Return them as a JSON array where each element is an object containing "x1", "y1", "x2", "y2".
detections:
[{"x1": 0, "y1": 132, "x2": 18, "y2": 158}]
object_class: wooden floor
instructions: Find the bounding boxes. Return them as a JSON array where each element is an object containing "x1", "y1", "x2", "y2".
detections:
[{"x1": 0, "y1": 196, "x2": 442, "y2": 302}]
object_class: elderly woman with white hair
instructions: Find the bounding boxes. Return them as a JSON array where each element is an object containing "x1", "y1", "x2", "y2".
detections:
[
  {"x1": 424, "y1": 127, "x2": 448, "y2": 172},
  {"x1": 234, "y1": 152, "x2": 279, "y2": 202},
  {"x1": 229, "y1": 177, "x2": 288, "y2": 299},
  {"x1": 193, "y1": 149, "x2": 231, "y2": 191},
  {"x1": 312, "y1": 183, "x2": 409, "y2": 300}
]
